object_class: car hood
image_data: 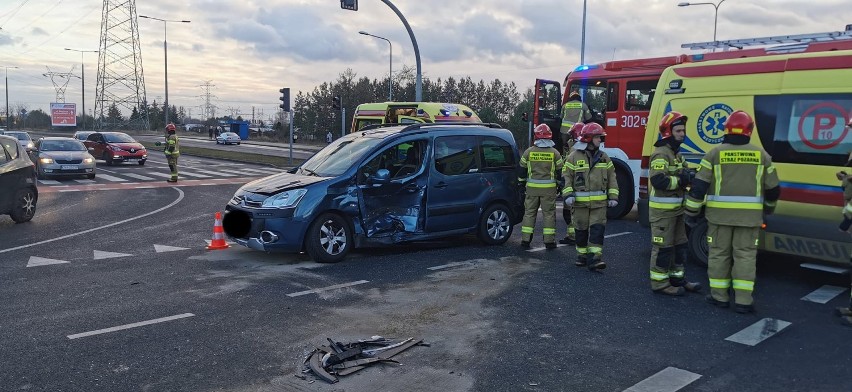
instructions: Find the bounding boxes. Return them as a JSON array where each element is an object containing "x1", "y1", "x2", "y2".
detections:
[
  {"x1": 40, "y1": 151, "x2": 90, "y2": 160},
  {"x1": 111, "y1": 142, "x2": 145, "y2": 150},
  {"x1": 239, "y1": 171, "x2": 328, "y2": 195}
]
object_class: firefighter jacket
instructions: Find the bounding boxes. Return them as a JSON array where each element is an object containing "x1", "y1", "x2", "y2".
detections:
[
  {"x1": 562, "y1": 149, "x2": 618, "y2": 208},
  {"x1": 164, "y1": 134, "x2": 180, "y2": 156},
  {"x1": 842, "y1": 175, "x2": 852, "y2": 221},
  {"x1": 560, "y1": 99, "x2": 592, "y2": 133},
  {"x1": 685, "y1": 142, "x2": 780, "y2": 227},
  {"x1": 519, "y1": 144, "x2": 563, "y2": 197},
  {"x1": 648, "y1": 144, "x2": 687, "y2": 219}
]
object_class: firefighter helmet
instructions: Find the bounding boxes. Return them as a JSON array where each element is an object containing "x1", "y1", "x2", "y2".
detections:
[
  {"x1": 724, "y1": 110, "x2": 754, "y2": 137},
  {"x1": 569, "y1": 123, "x2": 584, "y2": 139},
  {"x1": 569, "y1": 91, "x2": 581, "y2": 99},
  {"x1": 658, "y1": 111, "x2": 688, "y2": 139},
  {"x1": 533, "y1": 123, "x2": 552, "y2": 140},
  {"x1": 166, "y1": 123, "x2": 177, "y2": 133},
  {"x1": 578, "y1": 122, "x2": 606, "y2": 143}
]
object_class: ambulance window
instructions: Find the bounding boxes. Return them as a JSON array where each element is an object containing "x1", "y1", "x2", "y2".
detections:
[
  {"x1": 624, "y1": 80, "x2": 656, "y2": 112},
  {"x1": 434, "y1": 136, "x2": 480, "y2": 176},
  {"x1": 479, "y1": 136, "x2": 515, "y2": 170},
  {"x1": 754, "y1": 94, "x2": 852, "y2": 166},
  {"x1": 357, "y1": 119, "x2": 382, "y2": 130}
]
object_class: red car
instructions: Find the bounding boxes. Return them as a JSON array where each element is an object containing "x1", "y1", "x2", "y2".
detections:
[{"x1": 84, "y1": 132, "x2": 148, "y2": 166}]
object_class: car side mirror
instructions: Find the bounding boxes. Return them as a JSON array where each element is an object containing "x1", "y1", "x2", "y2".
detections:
[
  {"x1": 87, "y1": 147, "x2": 95, "y2": 152},
  {"x1": 370, "y1": 169, "x2": 390, "y2": 185}
]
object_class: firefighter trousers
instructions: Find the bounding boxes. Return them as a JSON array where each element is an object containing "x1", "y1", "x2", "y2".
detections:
[
  {"x1": 166, "y1": 154, "x2": 179, "y2": 181},
  {"x1": 707, "y1": 224, "x2": 760, "y2": 306},
  {"x1": 649, "y1": 215, "x2": 688, "y2": 290},
  {"x1": 574, "y1": 206, "x2": 607, "y2": 261},
  {"x1": 562, "y1": 205, "x2": 575, "y2": 240},
  {"x1": 521, "y1": 193, "x2": 556, "y2": 244}
]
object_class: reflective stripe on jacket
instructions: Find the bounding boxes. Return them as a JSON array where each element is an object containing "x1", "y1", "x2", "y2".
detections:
[
  {"x1": 562, "y1": 149, "x2": 618, "y2": 208},
  {"x1": 164, "y1": 134, "x2": 180, "y2": 156},
  {"x1": 648, "y1": 144, "x2": 685, "y2": 218},
  {"x1": 520, "y1": 146, "x2": 563, "y2": 195},
  {"x1": 685, "y1": 143, "x2": 779, "y2": 227}
]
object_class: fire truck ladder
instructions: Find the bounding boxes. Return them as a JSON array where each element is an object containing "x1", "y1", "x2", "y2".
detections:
[{"x1": 681, "y1": 25, "x2": 852, "y2": 52}]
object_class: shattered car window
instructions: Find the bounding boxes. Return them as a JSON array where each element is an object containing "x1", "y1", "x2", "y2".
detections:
[
  {"x1": 301, "y1": 135, "x2": 383, "y2": 177},
  {"x1": 361, "y1": 139, "x2": 428, "y2": 180}
]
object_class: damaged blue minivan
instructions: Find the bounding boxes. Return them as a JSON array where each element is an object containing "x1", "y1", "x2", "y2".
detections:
[{"x1": 222, "y1": 122, "x2": 524, "y2": 263}]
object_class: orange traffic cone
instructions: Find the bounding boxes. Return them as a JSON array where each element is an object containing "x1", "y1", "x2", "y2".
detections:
[{"x1": 207, "y1": 212, "x2": 230, "y2": 250}]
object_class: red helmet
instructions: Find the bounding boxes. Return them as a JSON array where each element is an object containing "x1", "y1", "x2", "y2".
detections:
[
  {"x1": 658, "y1": 111, "x2": 688, "y2": 139},
  {"x1": 578, "y1": 122, "x2": 606, "y2": 143},
  {"x1": 166, "y1": 123, "x2": 176, "y2": 133},
  {"x1": 533, "y1": 123, "x2": 552, "y2": 140},
  {"x1": 569, "y1": 123, "x2": 584, "y2": 139},
  {"x1": 724, "y1": 110, "x2": 754, "y2": 137}
]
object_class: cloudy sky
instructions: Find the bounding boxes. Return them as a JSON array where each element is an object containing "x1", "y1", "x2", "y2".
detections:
[{"x1": 0, "y1": 0, "x2": 850, "y2": 122}]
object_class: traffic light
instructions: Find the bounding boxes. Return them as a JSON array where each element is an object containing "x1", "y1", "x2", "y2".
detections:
[
  {"x1": 332, "y1": 96, "x2": 341, "y2": 110},
  {"x1": 340, "y1": 0, "x2": 358, "y2": 11},
  {"x1": 279, "y1": 88, "x2": 290, "y2": 111}
]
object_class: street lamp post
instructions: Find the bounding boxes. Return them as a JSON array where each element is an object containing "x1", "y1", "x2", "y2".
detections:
[
  {"x1": 64, "y1": 48, "x2": 98, "y2": 130},
  {"x1": 139, "y1": 15, "x2": 190, "y2": 126},
  {"x1": 359, "y1": 31, "x2": 393, "y2": 101},
  {"x1": 580, "y1": 0, "x2": 587, "y2": 65},
  {"x1": 2, "y1": 66, "x2": 18, "y2": 130},
  {"x1": 678, "y1": 0, "x2": 726, "y2": 51}
]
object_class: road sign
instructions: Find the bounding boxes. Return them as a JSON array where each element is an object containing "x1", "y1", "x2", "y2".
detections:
[{"x1": 50, "y1": 102, "x2": 77, "y2": 127}]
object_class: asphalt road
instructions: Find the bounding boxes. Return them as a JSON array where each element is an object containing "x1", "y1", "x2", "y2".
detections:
[
  {"x1": 0, "y1": 157, "x2": 850, "y2": 391},
  {"x1": 136, "y1": 134, "x2": 320, "y2": 161}
]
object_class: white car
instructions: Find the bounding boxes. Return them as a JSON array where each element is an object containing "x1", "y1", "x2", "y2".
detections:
[
  {"x1": 216, "y1": 132, "x2": 241, "y2": 145},
  {"x1": 2, "y1": 131, "x2": 34, "y2": 152}
]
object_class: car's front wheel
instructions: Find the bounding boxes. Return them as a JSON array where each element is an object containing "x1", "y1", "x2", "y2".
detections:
[
  {"x1": 686, "y1": 219, "x2": 709, "y2": 267},
  {"x1": 10, "y1": 187, "x2": 37, "y2": 223},
  {"x1": 305, "y1": 213, "x2": 352, "y2": 263},
  {"x1": 477, "y1": 203, "x2": 513, "y2": 245},
  {"x1": 138, "y1": 160, "x2": 145, "y2": 166}
]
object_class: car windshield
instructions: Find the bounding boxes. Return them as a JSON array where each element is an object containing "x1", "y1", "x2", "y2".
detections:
[
  {"x1": 6, "y1": 132, "x2": 30, "y2": 141},
  {"x1": 40, "y1": 140, "x2": 87, "y2": 151},
  {"x1": 103, "y1": 133, "x2": 136, "y2": 143},
  {"x1": 299, "y1": 134, "x2": 383, "y2": 177}
]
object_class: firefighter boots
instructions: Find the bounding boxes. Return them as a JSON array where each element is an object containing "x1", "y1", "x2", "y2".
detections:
[
  {"x1": 559, "y1": 236, "x2": 576, "y2": 245},
  {"x1": 545, "y1": 242, "x2": 557, "y2": 249},
  {"x1": 705, "y1": 295, "x2": 730, "y2": 308},
  {"x1": 677, "y1": 281, "x2": 703, "y2": 293},
  {"x1": 654, "y1": 286, "x2": 685, "y2": 296},
  {"x1": 834, "y1": 307, "x2": 852, "y2": 317},
  {"x1": 735, "y1": 303, "x2": 755, "y2": 314},
  {"x1": 588, "y1": 259, "x2": 606, "y2": 271},
  {"x1": 575, "y1": 254, "x2": 588, "y2": 267},
  {"x1": 520, "y1": 241, "x2": 531, "y2": 249}
]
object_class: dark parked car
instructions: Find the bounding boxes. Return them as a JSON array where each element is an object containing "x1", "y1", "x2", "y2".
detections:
[
  {"x1": 0, "y1": 134, "x2": 38, "y2": 223},
  {"x1": 222, "y1": 122, "x2": 524, "y2": 263},
  {"x1": 84, "y1": 132, "x2": 148, "y2": 165}
]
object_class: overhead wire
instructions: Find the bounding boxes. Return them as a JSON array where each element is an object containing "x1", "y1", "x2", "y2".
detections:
[
  {"x1": 11, "y1": 0, "x2": 64, "y2": 34},
  {"x1": 0, "y1": 0, "x2": 30, "y2": 28}
]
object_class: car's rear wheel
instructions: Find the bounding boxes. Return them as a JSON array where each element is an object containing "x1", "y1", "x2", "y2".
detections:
[
  {"x1": 87, "y1": 173, "x2": 95, "y2": 179},
  {"x1": 477, "y1": 203, "x2": 513, "y2": 245},
  {"x1": 686, "y1": 220, "x2": 709, "y2": 267},
  {"x1": 606, "y1": 165, "x2": 634, "y2": 220},
  {"x1": 10, "y1": 188, "x2": 37, "y2": 223},
  {"x1": 102, "y1": 152, "x2": 114, "y2": 166},
  {"x1": 305, "y1": 213, "x2": 352, "y2": 263}
]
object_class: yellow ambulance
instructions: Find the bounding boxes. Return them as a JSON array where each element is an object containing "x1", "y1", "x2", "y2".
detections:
[
  {"x1": 640, "y1": 47, "x2": 852, "y2": 269},
  {"x1": 350, "y1": 102, "x2": 482, "y2": 133}
]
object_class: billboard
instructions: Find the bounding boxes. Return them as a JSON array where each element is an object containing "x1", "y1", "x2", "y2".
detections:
[{"x1": 50, "y1": 103, "x2": 77, "y2": 127}]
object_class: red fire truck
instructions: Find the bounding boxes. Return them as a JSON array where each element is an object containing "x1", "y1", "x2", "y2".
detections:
[{"x1": 532, "y1": 27, "x2": 852, "y2": 219}]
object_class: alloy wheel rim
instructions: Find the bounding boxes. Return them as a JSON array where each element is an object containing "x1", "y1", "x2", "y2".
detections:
[
  {"x1": 319, "y1": 219, "x2": 346, "y2": 255},
  {"x1": 487, "y1": 209, "x2": 510, "y2": 240},
  {"x1": 22, "y1": 192, "x2": 35, "y2": 217}
]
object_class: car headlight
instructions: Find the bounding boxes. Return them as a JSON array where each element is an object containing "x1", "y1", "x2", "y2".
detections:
[
  {"x1": 261, "y1": 189, "x2": 307, "y2": 209},
  {"x1": 109, "y1": 145, "x2": 123, "y2": 151},
  {"x1": 40, "y1": 157, "x2": 54, "y2": 164},
  {"x1": 27, "y1": 142, "x2": 34, "y2": 149},
  {"x1": 83, "y1": 157, "x2": 94, "y2": 164}
]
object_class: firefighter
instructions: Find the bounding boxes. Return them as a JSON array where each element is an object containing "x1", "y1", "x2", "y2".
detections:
[
  {"x1": 560, "y1": 122, "x2": 585, "y2": 246},
  {"x1": 648, "y1": 112, "x2": 702, "y2": 296},
  {"x1": 559, "y1": 91, "x2": 592, "y2": 147},
  {"x1": 519, "y1": 124, "x2": 564, "y2": 249},
  {"x1": 164, "y1": 123, "x2": 180, "y2": 183},
  {"x1": 684, "y1": 110, "x2": 780, "y2": 314},
  {"x1": 835, "y1": 141, "x2": 852, "y2": 326},
  {"x1": 563, "y1": 122, "x2": 618, "y2": 270}
]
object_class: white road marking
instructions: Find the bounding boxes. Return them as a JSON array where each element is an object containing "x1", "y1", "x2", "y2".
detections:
[
  {"x1": 212, "y1": 168, "x2": 258, "y2": 176},
  {"x1": 725, "y1": 318, "x2": 792, "y2": 346},
  {"x1": 58, "y1": 189, "x2": 77, "y2": 192},
  {"x1": 199, "y1": 183, "x2": 216, "y2": 186},
  {"x1": 186, "y1": 169, "x2": 236, "y2": 177},
  {"x1": 93, "y1": 250, "x2": 134, "y2": 260},
  {"x1": 26, "y1": 256, "x2": 71, "y2": 267},
  {"x1": 286, "y1": 280, "x2": 370, "y2": 297},
  {"x1": 38, "y1": 179, "x2": 62, "y2": 185},
  {"x1": 176, "y1": 170, "x2": 213, "y2": 178},
  {"x1": 144, "y1": 171, "x2": 174, "y2": 178},
  {"x1": 0, "y1": 188, "x2": 185, "y2": 254},
  {"x1": 527, "y1": 244, "x2": 570, "y2": 252},
  {"x1": 154, "y1": 244, "x2": 190, "y2": 253},
  {"x1": 97, "y1": 174, "x2": 127, "y2": 182},
  {"x1": 135, "y1": 186, "x2": 156, "y2": 189},
  {"x1": 801, "y1": 285, "x2": 848, "y2": 304},
  {"x1": 239, "y1": 167, "x2": 282, "y2": 174},
  {"x1": 605, "y1": 231, "x2": 632, "y2": 238},
  {"x1": 120, "y1": 172, "x2": 155, "y2": 181},
  {"x1": 427, "y1": 261, "x2": 473, "y2": 270},
  {"x1": 67, "y1": 313, "x2": 195, "y2": 340},
  {"x1": 74, "y1": 179, "x2": 96, "y2": 184},
  {"x1": 624, "y1": 367, "x2": 701, "y2": 392}
]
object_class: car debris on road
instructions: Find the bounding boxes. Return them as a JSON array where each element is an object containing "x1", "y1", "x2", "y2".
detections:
[{"x1": 301, "y1": 336, "x2": 428, "y2": 384}]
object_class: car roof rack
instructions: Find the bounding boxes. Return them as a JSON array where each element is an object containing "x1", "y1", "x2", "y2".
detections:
[
  {"x1": 400, "y1": 122, "x2": 503, "y2": 132},
  {"x1": 681, "y1": 26, "x2": 852, "y2": 51}
]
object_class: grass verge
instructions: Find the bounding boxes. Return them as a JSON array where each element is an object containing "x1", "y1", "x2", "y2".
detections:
[{"x1": 140, "y1": 141, "x2": 305, "y2": 168}]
